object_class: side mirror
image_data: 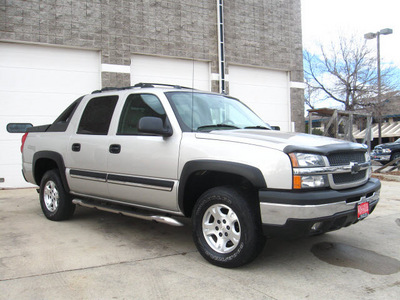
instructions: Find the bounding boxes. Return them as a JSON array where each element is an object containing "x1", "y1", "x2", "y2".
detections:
[
  {"x1": 271, "y1": 126, "x2": 280, "y2": 131},
  {"x1": 138, "y1": 117, "x2": 173, "y2": 137}
]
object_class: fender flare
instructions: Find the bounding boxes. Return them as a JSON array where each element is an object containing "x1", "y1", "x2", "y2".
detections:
[
  {"x1": 32, "y1": 151, "x2": 70, "y2": 192},
  {"x1": 178, "y1": 160, "x2": 266, "y2": 212}
]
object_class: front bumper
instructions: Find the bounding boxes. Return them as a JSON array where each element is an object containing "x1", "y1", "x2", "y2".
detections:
[
  {"x1": 259, "y1": 178, "x2": 381, "y2": 238},
  {"x1": 371, "y1": 153, "x2": 391, "y2": 162}
]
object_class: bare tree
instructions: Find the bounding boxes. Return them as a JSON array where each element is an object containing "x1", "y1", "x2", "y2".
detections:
[
  {"x1": 304, "y1": 35, "x2": 398, "y2": 111},
  {"x1": 304, "y1": 78, "x2": 320, "y2": 110}
]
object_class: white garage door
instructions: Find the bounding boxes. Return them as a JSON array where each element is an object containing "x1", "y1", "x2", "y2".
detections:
[
  {"x1": 228, "y1": 65, "x2": 291, "y2": 131},
  {"x1": 0, "y1": 42, "x2": 100, "y2": 188},
  {"x1": 131, "y1": 55, "x2": 210, "y2": 91}
]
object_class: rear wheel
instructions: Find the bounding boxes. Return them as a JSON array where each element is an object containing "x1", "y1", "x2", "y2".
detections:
[
  {"x1": 192, "y1": 186, "x2": 265, "y2": 268},
  {"x1": 39, "y1": 170, "x2": 75, "y2": 221}
]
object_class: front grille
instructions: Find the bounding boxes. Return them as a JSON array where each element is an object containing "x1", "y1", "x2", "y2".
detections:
[
  {"x1": 333, "y1": 170, "x2": 367, "y2": 185},
  {"x1": 327, "y1": 151, "x2": 368, "y2": 188},
  {"x1": 327, "y1": 152, "x2": 366, "y2": 166}
]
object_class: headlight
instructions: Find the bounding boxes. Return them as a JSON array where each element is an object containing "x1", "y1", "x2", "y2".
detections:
[
  {"x1": 289, "y1": 153, "x2": 328, "y2": 189},
  {"x1": 382, "y1": 149, "x2": 391, "y2": 154},
  {"x1": 289, "y1": 153, "x2": 325, "y2": 167}
]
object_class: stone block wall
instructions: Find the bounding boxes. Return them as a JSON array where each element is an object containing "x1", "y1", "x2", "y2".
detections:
[{"x1": 0, "y1": 0, "x2": 304, "y2": 131}]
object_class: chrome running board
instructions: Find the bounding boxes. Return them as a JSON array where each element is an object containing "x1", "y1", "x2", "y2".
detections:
[{"x1": 72, "y1": 199, "x2": 184, "y2": 227}]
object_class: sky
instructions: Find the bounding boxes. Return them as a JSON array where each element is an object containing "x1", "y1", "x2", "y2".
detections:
[{"x1": 301, "y1": 0, "x2": 400, "y2": 68}]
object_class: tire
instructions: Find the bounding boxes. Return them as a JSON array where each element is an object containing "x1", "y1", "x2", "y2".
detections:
[
  {"x1": 192, "y1": 186, "x2": 265, "y2": 268},
  {"x1": 39, "y1": 170, "x2": 75, "y2": 221}
]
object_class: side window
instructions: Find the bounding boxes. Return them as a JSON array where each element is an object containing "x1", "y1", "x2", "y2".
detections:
[
  {"x1": 48, "y1": 96, "x2": 83, "y2": 132},
  {"x1": 77, "y1": 96, "x2": 118, "y2": 135},
  {"x1": 117, "y1": 94, "x2": 166, "y2": 135},
  {"x1": 54, "y1": 97, "x2": 83, "y2": 124}
]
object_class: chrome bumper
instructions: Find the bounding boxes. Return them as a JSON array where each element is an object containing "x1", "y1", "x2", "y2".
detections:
[
  {"x1": 260, "y1": 190, "x2": 379, "y2": 225},
  {"x1": 259, "y1": 178, "x2": 381, "y2": 226}
]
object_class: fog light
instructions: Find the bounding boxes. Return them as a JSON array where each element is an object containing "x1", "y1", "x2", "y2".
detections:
[
  {"x1": 300, "y1": 175, "x2": 328, "y2": 189},
  {"x1": 311, "y1": 222, "x2": 323, "y2": 231}
]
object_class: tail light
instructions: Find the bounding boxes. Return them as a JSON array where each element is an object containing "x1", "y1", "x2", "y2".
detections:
[{"x1": 21, "y1": 132, "x2": 29, "y2": 153}]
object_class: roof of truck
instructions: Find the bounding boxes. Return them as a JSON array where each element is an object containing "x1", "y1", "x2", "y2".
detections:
[{"x1": 91, "y1": 83, "x2": 197, "y2": 94}]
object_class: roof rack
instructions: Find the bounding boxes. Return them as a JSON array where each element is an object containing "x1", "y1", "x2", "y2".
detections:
[
  {"x1": 91, "y1": 83, "x2": 195, "y2": 94},
  {"x1": 132, "y1": 83, "x2": 195, "y2": 90},
  {"x1": 91, "y1": 87, "x2": 121, "y2": 94}
]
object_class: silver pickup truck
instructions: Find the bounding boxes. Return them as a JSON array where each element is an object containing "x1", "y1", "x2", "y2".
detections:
[{"x1": 21, "y1": 83, "x2": 381, "y2": 268}]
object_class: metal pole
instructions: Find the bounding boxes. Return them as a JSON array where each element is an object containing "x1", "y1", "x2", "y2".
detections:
[
  {"x1": 364, "y1": 28, "x2": 392, "y2": 145},
  {"x1": 217, "y1": 0, "x2": 226, "y2": 94},
  {"x1": 377, "y1": 32, "x2": 382, "y2": 144},
  {"x1": 367, "y1": 115, "x2": 372, "y2": 152},
  {"x1": 349, "y1": 112, "x2": 354, "y2": 142}
]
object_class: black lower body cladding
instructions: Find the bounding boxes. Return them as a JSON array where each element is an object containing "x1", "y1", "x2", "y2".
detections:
[{"x1": 259, "y1": 178, "x2": 381, "y2": 238}]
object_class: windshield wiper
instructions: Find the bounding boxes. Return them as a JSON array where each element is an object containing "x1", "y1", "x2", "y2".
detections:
[
  {"x1": 197, "y1": 124, "x2": 240, "y2": 131},
  {"x1": 244, "y1": 126, "x2": 270, "y2": 130}
]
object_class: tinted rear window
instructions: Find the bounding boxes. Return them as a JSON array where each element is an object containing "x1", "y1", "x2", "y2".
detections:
[{"x1": 77, "y1": 96, "x2": 118, "y2": 135}]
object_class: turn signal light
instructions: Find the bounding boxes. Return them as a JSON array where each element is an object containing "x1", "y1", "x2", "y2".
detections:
[{"x1": 293, "y1": 175, "x2": 302, "y2": 189}]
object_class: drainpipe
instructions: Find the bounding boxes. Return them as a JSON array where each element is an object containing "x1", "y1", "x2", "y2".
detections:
[{"x1": 217, "y1": 0, "x2": 226, "y2": 94}]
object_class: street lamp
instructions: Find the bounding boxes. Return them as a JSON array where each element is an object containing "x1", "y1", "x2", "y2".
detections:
[{"x1": 364, "y1": 28, "x2": 393, "y2": 144}]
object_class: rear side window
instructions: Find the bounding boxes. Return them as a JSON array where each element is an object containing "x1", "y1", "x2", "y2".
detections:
[
  {"x1": 117, "y1": 94, "x2": 166, "y2": 135},
  {"x1": 54, "y1": 97, "x2": 83, "y2": 124},
  {"x1": 48, "y1": 96, "x2": 83, "y2": 132},
  {"x1": 77, "y1": 96, "x2": 118, "y2": 135}
]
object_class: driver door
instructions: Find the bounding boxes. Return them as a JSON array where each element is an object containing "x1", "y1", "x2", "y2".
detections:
[{"x1": 107, "y1": 93, "x2": 181, "y2": 211}]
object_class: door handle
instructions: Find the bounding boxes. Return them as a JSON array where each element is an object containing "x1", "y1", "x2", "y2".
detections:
[
  {"x1": 109, "y1": 144, "x2": 121, "y2": 154},
  {"x1": 72, "y1": 143, "x2": 81, "y2": 152}
]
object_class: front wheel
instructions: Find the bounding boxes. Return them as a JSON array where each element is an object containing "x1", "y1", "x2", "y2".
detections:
[
  {"x1": 192, "y1": 186, "x2": 265, "y2": 268},
  {"x1": 39, "y1": 170, "x2": 75, "y2": 221}
]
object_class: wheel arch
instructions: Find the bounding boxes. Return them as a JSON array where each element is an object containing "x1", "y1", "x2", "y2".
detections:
[
  {"x1": 178, "y1": 160, "x2": 266, "y2": 217},
  {"x1": 391, "y1": 150, "x2": 400, "y2": 159},
  {"x1": 33, "y1": 151, "x2": 70, "y2": 192}
]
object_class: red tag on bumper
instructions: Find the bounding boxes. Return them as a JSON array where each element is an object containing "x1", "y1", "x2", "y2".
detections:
[{"x1": 357, "y1": 201, "x2": 370, "y2": 220}]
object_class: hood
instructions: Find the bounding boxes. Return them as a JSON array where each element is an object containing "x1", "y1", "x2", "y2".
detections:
[
  {"x1": 375, "y1": 141, "x2": 400, "y2": 149},
  {"x1": 195, "y1": 129, "x2": 367, "y2": 155}
]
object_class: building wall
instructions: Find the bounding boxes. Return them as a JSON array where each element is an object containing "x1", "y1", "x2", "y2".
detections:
[
  {"x1": 0, "y1": 0, "x2": 304, "y2": 131},
  {"x1": 224, "y1": 0, "x2": 304, "y2": 131}
]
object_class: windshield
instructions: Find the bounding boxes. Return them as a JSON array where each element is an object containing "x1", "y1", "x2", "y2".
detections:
[{"x1": 165, "y1": 92, "x2": 269, "y2": 132}]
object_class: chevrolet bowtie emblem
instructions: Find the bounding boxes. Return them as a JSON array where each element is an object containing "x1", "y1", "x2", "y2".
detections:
[{"x1": 350, "y1": 161, "x2": 361, "y2": 174}]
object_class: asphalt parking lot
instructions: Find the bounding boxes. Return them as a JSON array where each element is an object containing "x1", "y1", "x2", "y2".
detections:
[{"x1": 1, "y1": 180, "x2": 399, "y2": 300}]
